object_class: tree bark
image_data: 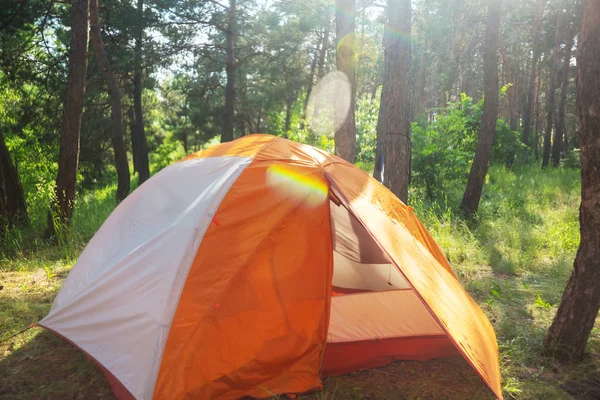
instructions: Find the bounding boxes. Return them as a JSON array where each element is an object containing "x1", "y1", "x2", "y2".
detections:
[
  {"x1": 534, "y1": 64, "x2": 543, "y2": 159},
  {"x1": 89, "y1": 0, "x2": 130, "y2": 202},
  {"x1": 133, "y1": 0, "x2": 150, "y2": 184},
  {"x1": 222, "y1": 0, "x2": 236, "y2": 143},
  {"x1": 459, "y1": 0, "x2": 501, "y2": 216},
  {"x1": 334, "y1": 0, "x2": 356, "y2": 163},
  {"x1": 47, "y1": 0, "x2": 89, "y2": 236},
  {"x1": 542, "y1": 10, "x2": 565, "y2": 168},
  {"x1": 0, "y1": 133, "x2": 28, "y2": 231},
  {"x1": 544, "y1": 0, "x2": 600, "y2": 362},
  {"x1": 553, "y1": 22, "x2": 576, "y2": 167},
  {"x1": 500, "y1": 40, "x2": 518, "y2": 131},
  {"x1": 375, "y1": 0, "x2": 411, "y2": 203},
  {"x1": 317, "y1": 22, "x2": 329, "y2": 81},
  {"x1": 236, "y1": 68, "x2": 248, "y2": 137},
  {"x1": 128, "y1": 107, "x2": 138, "y2": 173},
  {"x1": 523, "y1": 0, "x2": 544, "y2": 146}
]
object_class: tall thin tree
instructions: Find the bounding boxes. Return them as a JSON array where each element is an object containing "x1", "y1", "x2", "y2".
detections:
[
  {"x1": 89, "y1": 0, "x2": 130, "y2": 202},
  {"x1": 335, "y1": 0, "x2": 356, "y2": 163},
  {"x1": 374, "y1": 0, "x2": 411, "y2": 203},
  {"x1": 542, "y1": 8, "x2": 566, "y2": 168},
  {"x1": 222, "y1": 0, "x2": 237, "y2": 142},
  {"x1": 459, "y1": 0, "x2": 501, "y2": 216},
  {"x1": 47, "y1": 0, "x2": 89, "y2": 235},
  {"x1": 523, "y1": 0, "x2": 544, "y2": 147},
  {"x1": 133, "y1": 0, "x2": 150, "y2": 184},
  {"x1": 534, "y1": 64, "x2": 543, "y2": 158},
  {"x1": 552, "y1": 19, "x2": 576, "y2": 167},
  {"x1": 0, "y1": 133, "x2": 28, "y2": 230},
  {"x1": 544, "y1": 0, "x2": 600, "y2": 362}
]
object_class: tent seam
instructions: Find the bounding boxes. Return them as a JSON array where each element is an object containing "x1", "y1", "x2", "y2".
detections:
[{"x1": 147, "y1": 157, "x2": 252, "y2": 399}]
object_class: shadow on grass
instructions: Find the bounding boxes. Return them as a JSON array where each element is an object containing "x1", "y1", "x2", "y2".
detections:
[
  {"x1": 0, "y1": 329, "x2": 112, "y2": 400},
  {"x1": 1, "y1": 331, "x2": 491, "y2": 400},
  {"x1": 305, "y1": 356, "x2": 491, "y2": 400}
]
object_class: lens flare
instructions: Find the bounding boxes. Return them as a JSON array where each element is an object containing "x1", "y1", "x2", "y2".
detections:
[
  {"x1": 336, "y1": 33, "x2": 379, "y2": 68},
  {"x1": 386, "y1": 27, "x2": 411, "y2": 45},
  {"x1": 357, "y1": 34, "x2": 379, "y2": 67},
  {"x1": 336, "y1": 33, "x2": 360, "y2": 62},
  {"x1": 266, "y1": 165, "x2": 328, "y2": 207},
  {"x1": 306, "y1": 71, "x2": 351, "y2": 137}
]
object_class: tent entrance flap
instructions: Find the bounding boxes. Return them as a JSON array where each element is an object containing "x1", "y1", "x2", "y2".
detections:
[
  {"x1": 325, "y1": 196, "x2": 458, "y2": 374},
  {"x1": 330, "y1": 199, "x2": 410, "y2": 292}
]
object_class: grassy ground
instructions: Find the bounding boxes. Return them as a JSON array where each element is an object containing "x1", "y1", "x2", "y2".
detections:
[{"x1": 1, "y1": 164, "x2": 599, "y2": 399}]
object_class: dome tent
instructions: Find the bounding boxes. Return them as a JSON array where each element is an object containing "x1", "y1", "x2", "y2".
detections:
[{"x1": 40, "y1": 134, "x2": 502, "y2": 400}]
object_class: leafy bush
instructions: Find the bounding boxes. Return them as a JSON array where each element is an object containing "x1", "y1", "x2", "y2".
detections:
[
  {"x1": 561, "y1": 148, "x2": 580, "y2": 168},
  {"x1": 150, "y1": 132, "x2": 187, "y2": 173},
  {"x1": 355, "y1": 92, "x2": 379, "y2": 164},
  {"x1": 411, "y1": 94, "x2": 528, "y2": 199}
]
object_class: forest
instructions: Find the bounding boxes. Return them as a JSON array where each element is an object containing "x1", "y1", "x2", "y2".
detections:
[{"x1": 1, "y1": 0, "x2": 599, "y2": 398}]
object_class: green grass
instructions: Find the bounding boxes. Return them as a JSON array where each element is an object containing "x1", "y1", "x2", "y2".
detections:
[{"x1": 1, "y1": 164, "x2": 599, "y2": 399}]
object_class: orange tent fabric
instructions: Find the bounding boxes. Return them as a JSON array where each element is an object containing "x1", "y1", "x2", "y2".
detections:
[{"x1": 40, "y1": 134, "x2": 503, "y2": 400}]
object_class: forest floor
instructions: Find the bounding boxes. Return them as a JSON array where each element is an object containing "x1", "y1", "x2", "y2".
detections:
[{"x1": 1, "y1": 164, "x2": 600, "y2": 400}]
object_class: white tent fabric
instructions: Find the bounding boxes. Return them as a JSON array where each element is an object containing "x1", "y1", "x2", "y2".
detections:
[{"x1": 40, "y1": 156, "x2": 251, "y2": 399}]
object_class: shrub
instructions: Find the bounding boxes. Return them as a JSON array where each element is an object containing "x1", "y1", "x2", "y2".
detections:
[{"x1": 411, "y1": 94, "x2": 528, "y2": 199}]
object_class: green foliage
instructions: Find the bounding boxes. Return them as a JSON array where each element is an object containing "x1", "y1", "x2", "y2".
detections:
[
  {"x1": 411, "y1": 94, "x2": 528, "y2": 199},
  {"x1": 355, "y1": 92, "x2": 380, "y2": 164},
  {"x1": 150, "y1": 132, "x2": 187, "y2": 173},
  {"x1": 561, "y1": 148, "x2": 581, "y2": 168},
  {"x1": 286, "y1": 128, "x2": 335, "y2": 154}
]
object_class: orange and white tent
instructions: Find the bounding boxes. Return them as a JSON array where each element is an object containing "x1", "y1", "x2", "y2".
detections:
[{"x1": 40, "y1": 134, "x2": 502, "y2": 400}]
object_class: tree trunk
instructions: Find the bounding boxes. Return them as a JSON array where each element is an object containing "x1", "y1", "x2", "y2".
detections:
[
  {"x1": 133, "y1": 0, "x2": 150, "y2": 184},
  {"x1": 0, "y1": 133, "x2": 28, "y2": 231},
  {"x1": 373, "y1": 137, "x2": 383, "y2": 183},
  {"x1": 500, "y1": 40, "x2": 518, "y2": 131},
  {"x1": 222, "y1": 0, "x2": 236, "y2": 143},
  {"x1": 459, "y1": 0, "x2": 501, "y2": 216},
  {"x1": 375, "y1": 0, "x2": 411, "y2": 203},
  {"x1": 182, "y1": 132, "x2": 188, "y2": 153},
  {"x1": 89, "y1": 0, "x2": 130, "y2": 202},
  {"x1": 256, "y1": 107, "x2": 262, "y2": 133},
  {"x1": 47, "y1": 0, "x2": 89, "y2": 236},
  {"x1": 514, "y1": 63, "x2": 521, "y2": 131},
  {"x1": 544, "y1": 0, "x2": 600, "y2": 362},
  {"x1": 317, "y1": 23, "x2": 329, "y2": 81},
  {"x1": 523, "y1": 0, "x2": 544, "y2": 146},
  {"x1": 542, "y1": 10, "x2": 565, "y2": 168},
  {"x1": 237, "y1": 68, "x2": 248, "y2": 136},
  {"x1": 334, "y1": 0, "x2": 356, "y2": 163},
  {"x1": 128, "y1": 107, "x2": 138, "y2": 173},
  {"x1": 534, "y1": 64, "x2": 543, "y2": 159},
  {"x1": 553, "y1": 22, "x2": 576, "y2": 167}
]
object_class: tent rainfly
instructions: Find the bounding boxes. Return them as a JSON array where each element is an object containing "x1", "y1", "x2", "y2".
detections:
[{"x1": 40, "y1": 134, "x2": 503, "y2": 400}]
